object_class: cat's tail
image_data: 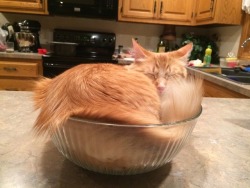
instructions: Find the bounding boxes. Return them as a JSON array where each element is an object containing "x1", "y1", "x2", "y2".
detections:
[
  {"x1": 33, "y1": 77, "x2": 66, "y2": 136},
  {"x1": 33, "y1": 75, "x2": 75, "y2": 136},
  {"x1": 32, "y1": 75, "x2": 161, "y2": 136},
  {"x1": 74, "y1": 104, "x2": 161, "y2": 126},
  {"x1": 33, "y1": 77, "x2": 52, "y2": 110}
]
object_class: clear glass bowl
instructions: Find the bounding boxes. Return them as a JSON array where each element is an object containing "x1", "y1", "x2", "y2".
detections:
[{"x1": 51, "y1": 108, "x2": 202, "y2": 175}]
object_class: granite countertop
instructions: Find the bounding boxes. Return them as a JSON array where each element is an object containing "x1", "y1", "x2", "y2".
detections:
[
  {"x1": 187, "y1": 67, "x2": 250, "y2": 98},
  {"x1": 0, "y1": 51, "x2": 42, "y2": 60},
  {"x1": 0, "y1": 91, "x2": 250, "y2": 188}
]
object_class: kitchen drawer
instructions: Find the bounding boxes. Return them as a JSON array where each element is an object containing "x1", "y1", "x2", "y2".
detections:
[
  {"x1": 0, "y1": 78, "x2": 37, "y2": 91},
  {"x1": 0, "y1": 62, "x2": 38, "y2": 78}
]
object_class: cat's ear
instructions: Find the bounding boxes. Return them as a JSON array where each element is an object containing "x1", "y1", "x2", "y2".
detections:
[
  {"x1": 175, "y1": 43, "x2": 193, "y2": 62},
  {"x1": 132, "y1": 38, "x2": 152, "y2": 60}
]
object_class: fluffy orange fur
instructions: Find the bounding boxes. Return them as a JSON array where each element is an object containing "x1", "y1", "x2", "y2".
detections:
[
  {"x1": 33, "y1": 64, "x2": 161, "y2": 135},
  {"x1": 127, "y1": 39, "x2": 203, "y2": 122},
  {"x1": 160, "y1": 76, "x2": 203, "y2": 123},
  {"x1": 33, "y1": 40, "x2": 203, "y2": 136},
  {"x1": 126, "y1": 39, "x2": 193, "y2": 95}
]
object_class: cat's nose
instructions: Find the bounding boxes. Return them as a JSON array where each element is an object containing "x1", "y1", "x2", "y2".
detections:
[{"x1": 157, "y1": 86, "x2": 165, "y2": 93}]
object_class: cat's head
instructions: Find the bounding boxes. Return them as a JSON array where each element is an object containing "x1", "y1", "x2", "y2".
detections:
[{"x1": 127, "y1": 39, "x2": 193, "y2": 95}]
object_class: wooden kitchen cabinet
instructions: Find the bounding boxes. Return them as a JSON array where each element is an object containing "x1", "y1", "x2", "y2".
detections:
[
  {"x1": 194, "y1": 0, "x2": 215, "y2": 24},
  {"x1": 119, "y1": 0, "x2": 194, "y2": 25},
  {"x1": 203, "y1": 80, "x2": 249, "y2": 98},
  {"x1": 118, "y1": 0, "x2": 242, "y2": 26},
  {"x1": 0, "y1": 58, "x2": 43, "y2": 91},
  {"x1": 0, "y1": 0, "x2": 48, "y2": 15},
  {"x1": 120, "y1": 0, "x2": 156, "y2": 19},
  {"x1": 160, "y1": 0, "x2": 194, "y2": 23},
  {"x1": 194, "y1": 0, "x2": 242, "y2": 25}
]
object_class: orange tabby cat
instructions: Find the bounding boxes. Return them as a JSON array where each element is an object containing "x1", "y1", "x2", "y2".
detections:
[
  {"x1": 33, "y1": 40, "x2": 202, "y2": 136},
  {"x1": 33, "y1": 64, "x2": 161, "y2": 135}
]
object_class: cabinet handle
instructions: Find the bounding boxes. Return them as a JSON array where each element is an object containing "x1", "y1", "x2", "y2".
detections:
[
  {"x1": 192, "y1": 12, "x2": 197, "y2": 18},
  {"x1": 210, "y1": 0, "x2": 214, "y2": 12},
  {"x1": 3, "y1": 67, "x2": 17, "y2": 72},
  {"x1": 153, "y1": 1, "x2": 156, "y2": 14},
  {"x1": 160, "y1": 1, "x2": 163, "y2": 14}
]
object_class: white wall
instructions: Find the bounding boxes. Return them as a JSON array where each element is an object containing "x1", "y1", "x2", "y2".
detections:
[
  {"x1": 175, "y1": 25, "x2": 242, "y2": 57},
  {"x1": 207, "y1": 26, "x2": 242, "y2": 57},
  {"x1": 0, "y1": 13, "x2": 164, "y2": 51},
  {"x1": 0, "y1": 13, "x2": 243, "y2": 56}
]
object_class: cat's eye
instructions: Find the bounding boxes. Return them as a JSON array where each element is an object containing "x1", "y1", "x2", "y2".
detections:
[
  {"x1": 146, "y1": 73, "x2": 156, "y2": 79},
  {"x1": 165, "y1": 74, "x2": 170, "y2": 77},
  {"x1": 166, "y1": 73, "x2": 176, "y2": 78}
]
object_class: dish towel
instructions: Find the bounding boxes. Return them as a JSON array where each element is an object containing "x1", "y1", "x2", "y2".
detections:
[{"x1": 242, "y1": 0, "x2": 250, "y2": 14}]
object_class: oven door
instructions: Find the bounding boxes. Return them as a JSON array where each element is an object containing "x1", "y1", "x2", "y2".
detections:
[
  {"x1": 43, "y1": 63, "x2": 74, "y2": 78},
  {"x1": 42, "y1": 56, "x2": 117, "y2": 78}
]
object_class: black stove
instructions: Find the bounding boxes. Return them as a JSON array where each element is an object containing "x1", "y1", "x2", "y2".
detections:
[{"x1": 43, "y1": 29, "x2": 117, "y2": 78}]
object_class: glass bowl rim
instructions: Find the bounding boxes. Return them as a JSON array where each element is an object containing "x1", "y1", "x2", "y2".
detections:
[{"x1": 68, "y1": 106, "x2": 202, "y2": 128}]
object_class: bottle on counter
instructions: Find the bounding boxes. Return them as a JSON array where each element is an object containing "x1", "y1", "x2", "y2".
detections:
[
  {"x1": 203, "y1": 45, "x2": 212, "y2": 67},
  {"x1": 118, "y1": 45, "x2": 123, "y2": 55},
  {"x1": 157, "y1": 39, "x2": 166, "y2": 52}
]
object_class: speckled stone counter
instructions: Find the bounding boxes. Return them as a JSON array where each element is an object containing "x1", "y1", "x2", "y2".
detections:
[
  {"x1": 0, "y1": 91, "x2": 250, "y2": 188},
  {"x1": 0, "y1": 51, "x2": 42, "y2": 60}
]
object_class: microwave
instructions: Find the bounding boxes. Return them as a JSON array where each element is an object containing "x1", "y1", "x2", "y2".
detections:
[{"x1": 48, "y1": 0, "x2": 118, "y2": 20}]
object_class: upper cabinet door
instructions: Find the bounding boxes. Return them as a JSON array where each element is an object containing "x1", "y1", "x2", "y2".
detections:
[
  {"x1": 119, "y1": 0, "x2": 194, "y2": 25},
  {"x1": 0, "y1": 0, "x2": 48, "y2": 15},
  {"x1": 195, "y1": 0, "x2": 216, "y2": 22},
  {"x1": 194, "y1": 0, "x2": 242, "y2": 25},
  {"x1": 118, "y1": 0, "x2": 242, "y2": 26},
  {"x1": 121, "y1": 0, "x2": 156, "y2": 19},
  {"x1": 159, "y1": 0, "x2": 194, "y2": 22}
]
